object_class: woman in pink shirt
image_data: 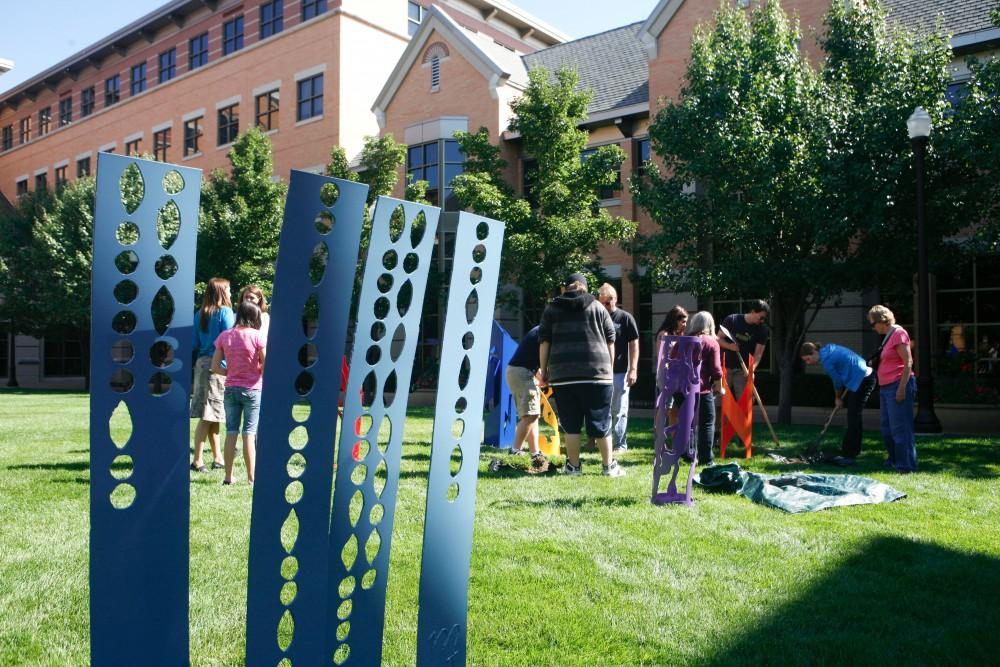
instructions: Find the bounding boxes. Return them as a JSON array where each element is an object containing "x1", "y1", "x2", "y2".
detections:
[
  {"x1": 211, "y1": 300, "x2": 267, "y2": 485},
  {"x1": 868, "y1": 305, "x2": 916, "y2": 473}
]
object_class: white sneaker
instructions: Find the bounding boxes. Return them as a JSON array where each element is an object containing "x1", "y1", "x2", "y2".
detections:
[
  {"x1": 562, "y1": 461, "x2": 583, "y2": 476},
  {"x1": 602, "y1": 460, "x2": 626, "y2": 477}
]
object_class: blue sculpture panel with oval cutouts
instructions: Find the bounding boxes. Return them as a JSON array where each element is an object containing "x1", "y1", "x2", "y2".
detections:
[
  {"x1": 324, "y1": 196, "x2": 441, "y2": 666},
  {"x1": 245, "y1": 171, "x2": 369, "y2": 666},
  {"x1": 89, "y1": 152, "x2": 201, "y2": 666}
]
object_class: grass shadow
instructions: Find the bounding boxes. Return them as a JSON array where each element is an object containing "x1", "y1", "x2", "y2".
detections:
[
  {"x1": 706, "y1": 536, "x2": 1000, "y2": 665},
  {"x1": 7, "y1": 461, "x2": 90, "y2": 472},
  {"x1": 492, "y1": 496, "x2": 642, "y2": 510}
]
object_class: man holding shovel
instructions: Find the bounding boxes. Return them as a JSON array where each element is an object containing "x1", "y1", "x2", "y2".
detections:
[
  {"x1": 719, "y1": 300, "x2": 771, "y2": 403},
  {"x1": 800, "y1": 341, "x2": 876, "y2": 465}
]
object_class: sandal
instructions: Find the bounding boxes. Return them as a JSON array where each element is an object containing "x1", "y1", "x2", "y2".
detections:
[
  {"x1": 190, "y1": 462, "x2": 207, "y2": 473},
  {"x1": 211, "y1": 462, "x2": 225, "y2": 470}
]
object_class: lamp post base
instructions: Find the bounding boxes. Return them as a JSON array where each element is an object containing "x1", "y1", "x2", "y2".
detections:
[{"x1": 914, "y1": 408, "x2": 942, "y2": 434}]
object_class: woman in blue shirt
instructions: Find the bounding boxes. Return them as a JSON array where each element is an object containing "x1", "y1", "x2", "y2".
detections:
[
  {"x1": 190, "y1": 277, "x2": 235, "y2": 472},
  {"x1": 800, "y1": 341, "x2": 876, "y2": 464}
]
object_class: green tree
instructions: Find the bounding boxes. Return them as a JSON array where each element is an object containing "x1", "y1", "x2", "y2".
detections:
[
  {"x1": 198, "y1": 126, "x2": 287, "y2": 294},
  {"x1": 633, "y1": 0, "x2": 954, "y2": 422},
  {"x1": 452, "y1": 66, "x2": 637, "y2": 315}
]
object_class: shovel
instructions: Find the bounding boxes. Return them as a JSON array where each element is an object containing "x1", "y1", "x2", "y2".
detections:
[
  {"x1": 805, "y1": 390, "x2": 847, "y2": 456},
  {"x1": 718, "y1": 325, "x2": 781, "y2": 448}
]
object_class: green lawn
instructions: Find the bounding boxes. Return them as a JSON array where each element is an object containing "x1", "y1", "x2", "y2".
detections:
[{"x1": 1, "y1": 391, "x2": 998, "y2": 666}]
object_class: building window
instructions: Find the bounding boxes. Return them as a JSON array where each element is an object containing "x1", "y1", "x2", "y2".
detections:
[
  {"x1": 105, "y1": 75, "x2": 121, "y2": 107},
  {"x1": 1, "y1": 125, "x2": 12, "y2": 151},
  {"x1": 38, "y1": 107, "x2": 51, "y2": 136},
  {"x1": 154, "y1": 128, "x2": 171, "y2": 161},
  {"x1": 130, "y1": 63, "x2": 147, "y2": 95},
  {"x1": 55, "y1": 165, "x2": 68, "y2": 189},
  {"x1": 19, "y1": 117, "x2": 31, "y2": 144},
  {"x1": 217, "y1": 104, "x2": 239, "y2": 146},
  {"x1": 189, "y1": 32, "x2": 209, "y2": 70},
  {"x1": 255, "y1": 89, "x2": 280, "y2": 131},
  {"x1": 159, "y1": 48, "x2": 176, "y2": 83},
  {"x1": 407, "y1": 139, "x2": 465, "y2": 211},
  {"x1": 302, "y1": 0, "x2": 327, "y2": 21},
  {"x1": 125, "y1": 138, "x2": 142, "y2": 156},
  {"x1": 35, "y1": 172, "x2": 48, "y2": 192},
  {"x1": 408, "y1": 1, "x2": 426, "y2": 36},
  {"x1": 296, "y1": 74, "x2": 323, "y2": 122},
  {"x1": 261, "y1": 0, "x2": 284, "y2": 38},
  {"x1": 16, "y1": 179, "x2": 28, "y2": 196},
  {"x1": 184, "y1": 117, "x2": 203, "y2": 156},
  {"x1": 59, "y1": 97, "x2": 73, "y2": 126},
  {"x1": 81, "y1": 87, "x2": 96, "y2": 117},
  {"x1": 77, "y1": 156, "x2": 91, "y2": 178},
  {"x1": 44, "y1": 329, "x2": 84, "y2": 377},
  {"x1": 223, "y1": 16, "x2": 245, "y2": 55},
  {"x1": 581, "y1": 146, "x2": 622, "y2": 200},
  {"x1": 635, "y1": 138, "x2": 650, "y2": 178}
]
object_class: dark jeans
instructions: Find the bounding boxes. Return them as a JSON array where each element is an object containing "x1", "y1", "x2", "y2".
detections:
[
  {"x1": 841, "y1": 372, "x2": 876, "y2": 458},
  {"x1": 675, "y1": 392, "x2": 716, "y2": 464},
  {"x1": 880, "y1": 377, "x2": 917, "y2": 472}
]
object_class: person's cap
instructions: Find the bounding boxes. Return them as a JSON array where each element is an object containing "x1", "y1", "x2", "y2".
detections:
[{"x1": 563, "y1": 272, "x2": 587, "y2": 289}]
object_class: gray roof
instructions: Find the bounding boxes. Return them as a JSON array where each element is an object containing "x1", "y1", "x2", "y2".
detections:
[
  {"x1": 884, "y1": 0, "x2": 996, "y2": 38},
  {"x1": 522, "y1": 22, "x2": 648, "y2": 115}
]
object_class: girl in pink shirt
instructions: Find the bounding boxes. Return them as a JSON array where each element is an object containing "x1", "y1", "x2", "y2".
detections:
[{"x1": 212, "y1": 300, "x2": 267, "y2": 485}]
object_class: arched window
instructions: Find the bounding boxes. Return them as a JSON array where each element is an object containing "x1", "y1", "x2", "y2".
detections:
[{"x1": 423, "y1": 43, "x2": 449, "y2": 92}]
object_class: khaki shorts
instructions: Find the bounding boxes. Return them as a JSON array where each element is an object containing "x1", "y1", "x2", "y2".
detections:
[
  {"x1": 190, "y1": 355, "x2": 226, "y2": 422},
  {"x1": 506, "y1": 365, "x2": 541, "y2": 418}
]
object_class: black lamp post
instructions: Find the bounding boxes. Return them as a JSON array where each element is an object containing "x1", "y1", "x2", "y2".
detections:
[{"x1": 907, "y1": 106, "x2": 942, "y2": 434}]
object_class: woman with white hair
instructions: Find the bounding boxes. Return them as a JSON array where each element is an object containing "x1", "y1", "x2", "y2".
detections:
[{"x1": 676, "y1": 310, "x2": 723, "y2": 464}]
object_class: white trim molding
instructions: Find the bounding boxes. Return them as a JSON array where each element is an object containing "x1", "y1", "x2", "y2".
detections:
[
  {"x1": 98, "y1": 142, "x2": 117, "y2": 153},
  {"x1": 215, "y1": 95, "x2": 242, "y2": 109},
  {"x1": 33, "y1": 167, "x2": 48, "y2": 176},
  {"x1": 123, "y1": 131, "x2": 144, "y2": 144},
  {"x1": 182, "y1": 108, "x2": 206, "y2": 122},
  {"x1": 294, "y1": 64, "x2": 327, "y2": 81},
  {"x1": 151, "y1": 120, "x2": 173, "y2": 133},
  {"x1": 53, "y1": 159, "x2": 70, "y2": 169},
  {"x1": 253, "y1": 80, "x2": 281, "y2": 96},
  {"x1": 75, "y1": 150, "x2": 93, "y2": 161}
]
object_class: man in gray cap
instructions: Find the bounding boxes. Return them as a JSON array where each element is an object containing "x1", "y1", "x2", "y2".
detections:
[{"x1": 538, "y1": 273, "x2": 625, "y2": 477}]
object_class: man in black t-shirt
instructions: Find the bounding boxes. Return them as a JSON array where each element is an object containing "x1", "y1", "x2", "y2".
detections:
[
  {"x1": 597, "y1": 283, "x2": 640, "y2": 452},
  {"x1": 719, "y1": 299, "x2": 770, "y2": 400}
]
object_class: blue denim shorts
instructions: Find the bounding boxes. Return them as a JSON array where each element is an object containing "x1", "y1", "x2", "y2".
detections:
[{"x1": 224, "y1": 387, "x2": 262, "y2": 435}]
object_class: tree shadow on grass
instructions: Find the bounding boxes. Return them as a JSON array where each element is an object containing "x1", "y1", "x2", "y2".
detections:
[
  {"x1": 7, "y1": 461, "x2": 90, "y2": 472},
  {"x1": 491, "y1": 496, "x2": 641, "y2": 510},
  {"x1": 706, "y1": 536, "x2": 1000, "y2": 665}
]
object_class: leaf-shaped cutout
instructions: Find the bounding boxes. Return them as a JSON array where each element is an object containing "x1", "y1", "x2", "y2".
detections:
[
  {"x1": 396, "y1": 281, "x2": 413, "y2": 317},
  {"x1": 150, "y1": 340, "x2": 174, "y2": 368},
  {"x1": 341, "y1": 535, "x2": 358, "y2": 570},
  {"x1": 450, "y1": 445, "x2": 463, "y2": 475},
  {"x1": 472, "y1": 243, "x2": 487, "y2": 263},
  {"x1": 410, "y1": 210, "x2": 427, "y2": 247},
  {"x1": 370, "y1": 321, "x2": 386, "y2": 342},
  {"x1": 337, "y1": 599, "x2": 352, "y2": 620},
  {"x1": 280, "y1": 509, "x2": 299, "y2": 553},
  {"x1": 110, "y1": 368, "x2": 134, "y2": 393},
  {"x1": 382, "y1": 250, "x2": 397, "y2": 270},
  {"x1": 366, "y1": 345, "x2": 381, "y2": 366},
  {"x1": 277, "y1": 609, "x2": 294, "y2": 651},
  {"x1": 336, "y1": 621, "x2": 351, "y2": 642},
  {"x1": 476, "y1": 221, "x2": 489, "y2": 240},
  {"x1": 314, "y1": 211, "x2": 334, "y2": 234},
  {"x1": 376, "y1": 417, "x2": 391, "y2": 454},
  {"x1": 320, "y1": 182, "x2": 339, "y2": 207},
  {"x1": 356, "y1": 414, "x2": 373, "y2": 436},
  {"x1": 289, "y1": 425, "x2": 308, "y2": 450},
  {"x1": 349, "y1": 490, "x2": 364, "y2": 527},
  {"x1": 447, "y1": 482, "x2": 459, "y2": 502},
  {"x1": 470, "y1": 266, "x2": 482, "y2": 284},
  {"x1": 112, "y1": 340, "x2": 134, "y2": 364},
  {"x1": 373, "y1": 297, "x2": 390, "y2": 320},
  {"x1": 295, "y1": 371, "x2": 314, "y2": 396},
  {"x1": 309, "y1": 241, "x2": 329, "y2": 286},
  {"x1": 365, "y1": 528, "x2": 381, "y2": 564},
  {"x1": 351, "y1": 464, "x2": 367, "y2": 486},
  {"x1": 149, "y1": 371, "x2": 172, "y2": 396},
  {"x1": 116, "y1": 222, "x2": 139, "y2": 245},
  {"x1": 162, "y1": 170, "x2": 184, "y2": 195},
  {"x1": 334, "y1": 645, "x2": 350, "y2": 665},
  {"x1": 156, "y1": 200, "x2": 181, "y2": 250},
  {"x1": 302, "y1": 294, "x2": 319, "y2": 338},
  {"x1": 382, "y1": 370, "x2": 397, "y2": 408},
  {"x1": 280, "y1": 581, "x2": 297, "y2": 606},
  {"x1": 451, "y1": 419, "x2": 465, "y2": 440},
  {"x1": 110, "y1": 483, "x2": 136, "y2": 509},
  {"x1": 361, "y1": 371, "x2": 377, "y2": 410},
  {"x1": 287, "y1": 452, "x2": 306, "y2": 478},
  {"x1": 354, "y1": 439, "x2": 370, "y2": 460},
  {"x1": 458, "y1": 355, "x2": 471, "y2": 390},
  {"x1": 339, "y1": 576, "x2": 355, "y2": 599},
  {"x1": 390, "y1": 323, "x2": 405, "y2": 362},
  {"x1": 298, "y1": 343, "x2": 317, "y2": 368},
  {"x1": 155, "y1": 254, "x2": 178, "y2": 280},
  {"x1": 112, "y1": 310, "x2": 137, "y2": 334},
  {"x1": 115, "y1": 251, "x2": 139, "y2": 275},
  {"x1": 403, "y1": 252, "x2": 419, "y2": 274},
  {"x1": 109, "y1": 400, "x2": 132, "y2": 448},
  {"x1": 369, "y1": 503, "x2": 384, "y2": 525},
  {"x1": 285, "y1": 481, "x2": 304, "y2": 504},
  {"x1": 361, "y1": 569, "x2": 377, "y2": 590},
  {"x1": 376, "y1": 273, "x2": 393, "y2": 294},
  {"x1": 373, "y1": 460, "x2": 388, "y2": 497},
  {"x1": 110, "y1": 454, "x2": 133, "y2": 480},
  {"x1": 292, "y1": 401, "x2": 311, "y2": 423},
  {"x1": 462, "y1": 332, "x2": 474, "y2": 351},
  {"x1": 455, "y1": 397, "x2": 467, "y2": 414},
  {"x1": 465, "y1": 289, "x2": 479, "y2": 324},
  {"x1": 281, "y1": 556, "x2": 298, "y2": 580},
  {"x1": 151, "y1": 286, "x2": 174, "y2": 335},
  {"x1": 120, "y1": 163, "x2": 144, "y2": 214},
  {"x1": 388, "y1": 204, "x2": 405, "y2": 243}
]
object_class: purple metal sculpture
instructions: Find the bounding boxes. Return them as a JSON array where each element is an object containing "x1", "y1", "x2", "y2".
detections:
[{"x1": 651, "y1": 335, "x2": 702, "y2": 506}]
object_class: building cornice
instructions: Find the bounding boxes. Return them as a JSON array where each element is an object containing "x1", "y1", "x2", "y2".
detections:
[{"x1": 637, "y1": 0, "x2": 685, "y2": 61}]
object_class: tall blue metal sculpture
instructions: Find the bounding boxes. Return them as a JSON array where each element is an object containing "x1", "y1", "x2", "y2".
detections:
[
  {"x1": 651, "y1": 335, "x2": 701, "y2": 506},
  {"x1": 416, "y1": 214, "x2": 505, "y2": 665},
  {"x1": 325, "y1": 196, "x2": 441, "y2": 666},
  {"x1": 90, "y1": 153, "x2": 200, "y2": 665},
  {"x1": 245, "y1": 172, "x2": 369, "y2": 666},
  {"x1": 484, "y1": 321, "x2": 517, "y2": 449}
]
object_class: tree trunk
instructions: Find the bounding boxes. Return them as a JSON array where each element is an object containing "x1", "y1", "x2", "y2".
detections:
[
  {"x1": 771, "y1": 292, "x2": 806, "y2": 424},
  {"x1": 6, "y1": 320, "x2": 18, "y2": 388}
]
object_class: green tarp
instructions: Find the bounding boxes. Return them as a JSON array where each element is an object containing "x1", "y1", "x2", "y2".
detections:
[{"x1": 694, "y1": 463, "x2": 906, "y2": 513}]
